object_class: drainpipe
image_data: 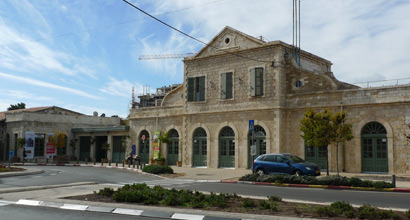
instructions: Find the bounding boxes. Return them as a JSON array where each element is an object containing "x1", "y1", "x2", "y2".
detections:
[{"x1": 340, "y1": 101, "x2": 345, "y2": 172}]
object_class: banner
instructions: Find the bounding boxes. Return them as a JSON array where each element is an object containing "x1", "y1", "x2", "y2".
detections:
[
  {"x1": 153, "y1": 131, "x2": 160, "y2": 159},
  {"x1": 25, "y1": 131, "x2": 35, "y2": 159},
  {"x1": 46, "y1": 133, "x2": 56, "y2": 159}
]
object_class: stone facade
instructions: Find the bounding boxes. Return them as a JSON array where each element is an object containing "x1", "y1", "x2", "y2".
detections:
[
  {"x1": 128, "y1": 26, "x2": 410, "y2": 174},
  {"x1": 0, "y1": 106, "x2": 122, "y2": 162}
]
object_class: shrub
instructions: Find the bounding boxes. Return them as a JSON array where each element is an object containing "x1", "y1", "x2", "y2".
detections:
[
  {"x1": 317, "y1": 175, "x2": 350, "y2": 186},
  {"x1": 268, "y1": 195, "x2": 282, "y2": 202},
  {"x1": 258, "y1": 200, "x2": 270, "y2": 210},
  {"x1": 315, "y1": 206, "x2": 336, "y2": 217},
  {"x1": 142, "y1": 164, "x2": 173, "y2": 174},
  {"x1": 357, "y1": 204, "x2": 398, "y2": 220},
  {"x1": 239, "y1": 173, "x2": 259, "y2": 181},
  {"x1": 373, "y1": 181, "x2": 394, "y2": 189},
  {"x1": 330, "y1": 201, "x2": 354, "y2": 217},
  {"x1": 349, "y1": 177, "x2": 363, "y2": 187},
  {"x1": 96, "y1": 187, "x2": 114, "y2": 197},
  {"x1": 241, "y1": 198, "x2": 256, "y2": 208},
  {"x1": 404, "y1": 209, "x2": 410, "y2": 218}
]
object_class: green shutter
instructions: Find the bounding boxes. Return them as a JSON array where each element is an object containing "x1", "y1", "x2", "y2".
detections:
[
  {"x1": 226, "y1": 72, "x2": 233, "y2": 99},
  {"x1": 221, "y1": 73, "x2": 227, "y2": 99},
  {"x1": 199, "y1": 76, "x2": 205, "y2": 101},
  {"x1": 187, "y1": 77, "x2": 194, "y2": 101},
  {"x1": 250, "y1": 69, "x2": 256, "y2": 96},
  {"x1": 255, "y1": 68, "x2": 263, "y2": 96}
]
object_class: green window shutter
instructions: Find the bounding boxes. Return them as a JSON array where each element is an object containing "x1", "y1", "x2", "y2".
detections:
[
  {"x1": 226, "y1": 72, "x2": 233, "y2": 99},
  {"x1": 187, "y1": 77, "x2": 194, "y2": 101},
  {"x1": 221, "y1": 73, "x2": 227, "y2": 99},
  {"x1": 255, "y1": 68, "x2": 264, "y2": 96},
  {"x1": 250, "y1": 68, "x2": 256, "y2": 96},
  {"x1": 198, "y1": 76, "x2": 205, "y2": 101}
]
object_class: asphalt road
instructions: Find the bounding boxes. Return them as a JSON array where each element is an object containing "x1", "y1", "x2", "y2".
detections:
[{"x1": 1, "y1": 166, "x2": 410, "y2": 211}]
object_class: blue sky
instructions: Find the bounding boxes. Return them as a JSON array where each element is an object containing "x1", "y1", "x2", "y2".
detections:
[{"x1": 1, "y1": 0, "x2": 409, "y2": 118}]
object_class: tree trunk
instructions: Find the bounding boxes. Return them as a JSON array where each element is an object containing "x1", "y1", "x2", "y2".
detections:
[{"x1": 336, "y1": 142, "x2": 339, "y2": 176}]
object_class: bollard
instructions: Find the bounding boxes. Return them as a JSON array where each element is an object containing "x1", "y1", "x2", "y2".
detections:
[
  {"x1": 128, "y1": 160, "x2": 130, "y2": 168},
  {"x1": 133, "y1": 160, "x2": 135, "y2": 169},
  {"x1": 94, "y1": 159, "x2": 96, "y2": 165},
  {"x1": 35, "y1": 158, "x2": 38, "y2": 163},
  {"x1": 46, "y1": 158, "x2": 49, "y2": 164},
  {"x1": 77, "y1": 160, "x2": 79, "y2": 164},
  {"x1": 109, "y1": 160, "x2": 111, "y2": 166},
  {"x1": 392, "y1": 175, "x2": 396, "y2": 188},
  {"x1": 116, "y1": 161, "x2": 118, "y2": 167},
  {"x1": 122, "y1": 160, "x2": 124, "y2": 167},
  {"x1": 101, "y1": 160, "x2": 103, "y2": 166},
  {"x1": 85, "y1": 158, "x2": 88, "y2": 165}
]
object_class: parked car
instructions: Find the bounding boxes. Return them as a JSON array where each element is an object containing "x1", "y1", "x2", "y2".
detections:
[{"x1": 253, "y1": 153, "x2": 320, "y2": 176}]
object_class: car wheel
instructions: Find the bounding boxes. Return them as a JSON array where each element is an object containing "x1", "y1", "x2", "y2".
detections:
[
  {"x1": 256, "y1": 169, "x2": 265, "y2": 175},
  {"x1": 293, "y1": 170, "x2": 302, "y2": 176}
]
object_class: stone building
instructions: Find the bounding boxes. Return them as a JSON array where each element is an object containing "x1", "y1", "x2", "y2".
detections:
[
  {"x1": 129, "y1": 26, "x2": 409, "y2": 175},
  {"x1": 0, "y1": 106, "x2": 128, "y2": 163}
]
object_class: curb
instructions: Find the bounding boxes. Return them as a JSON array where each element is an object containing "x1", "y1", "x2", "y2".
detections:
[
  {"x1": 7, "y1": 199, "x2": 243, "y2": 220},
  {"x1": 223, "y1": 180, "x2": 410, "y2": 193}
]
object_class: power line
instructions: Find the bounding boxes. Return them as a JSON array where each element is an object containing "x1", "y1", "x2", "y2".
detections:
[
  {"x1": 0, "y1": 0, "x2": 227, "y2": 48},
  {"x1": 122, "y1": 0, "x2": 272, "y2": 64}
]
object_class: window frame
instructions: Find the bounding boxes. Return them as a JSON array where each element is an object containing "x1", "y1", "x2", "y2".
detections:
[
  {"x1": 220, "y1": 71, "x2": 234, "y2": 100},
  {"x1": 249, "y1": 66, "x2": 265, "y2": 97},
  {"x1": 187, "y1": 75, "x2": 206, "y2": 102}
]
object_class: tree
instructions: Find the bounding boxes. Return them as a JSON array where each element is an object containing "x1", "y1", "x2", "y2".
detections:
[
  {"x1": 7, "y1": 102, "x2": 26, "y2": 111},
  {"x1": 17, "y1": 137, "x2": 26, "y2": 149},
  {"x1": 49, "y1": 131, "x2": 67, "y2": 154},
  {"x1": 101, "y1": 142, "x2": 110, "y2": 159},
  {"x1": 300, "y1": 109, "x2": 354, "y2": 176}
]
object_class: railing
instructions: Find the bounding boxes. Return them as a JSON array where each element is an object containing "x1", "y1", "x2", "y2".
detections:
[{"x1": 353, "y1": 77, "x2": 410, "y2": 88}]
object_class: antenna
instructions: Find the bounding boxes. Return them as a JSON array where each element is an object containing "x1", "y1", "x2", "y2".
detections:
[{"x1": 292, "y1": 0, "x2": 301, "y2": 66}]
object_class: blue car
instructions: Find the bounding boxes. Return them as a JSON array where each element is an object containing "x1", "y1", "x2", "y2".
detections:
[{"x1": 253, "y1": 153, "x2": 321, "y2": 176}]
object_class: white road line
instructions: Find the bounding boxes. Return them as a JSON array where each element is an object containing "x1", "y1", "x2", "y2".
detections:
[
  {"x1": 171, "y1": 213, "x2": 205, "y2": 220},
  {"x1": 60, "y1": 203, "x2": 88, "y2": 211},
  {"x1": 16, "y1": 199, "x2": 42, "y2": 206},
  {"x1": 112, "y1": 208, "x2": 143, "y2": 216}
]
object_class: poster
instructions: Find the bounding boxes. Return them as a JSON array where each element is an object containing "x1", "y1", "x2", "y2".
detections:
[
  {"x1": 153, "y1": 131, "x2": 160, "y2": 159},
  {"x1": 46, "y1": 133, "x2": 56, "y2": 159},
  {"x1": 25, "y1": 131, "x2": 35, "y2": 159}
]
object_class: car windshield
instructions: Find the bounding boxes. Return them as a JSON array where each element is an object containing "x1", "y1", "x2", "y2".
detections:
[{"x1": 286, "y1": 155, "x2": 305, "y2": 163}]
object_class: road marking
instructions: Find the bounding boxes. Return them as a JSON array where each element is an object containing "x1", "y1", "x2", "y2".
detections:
[
  {"x1": 171, "y1": 213, "x2": 205, "y2": 220},
  {"x1": 112, "y1": 208, "x2": 143, "y2": 215},
  {"x1": 60, "y1": 203, "x2": 88, "y2": 211},
  {"x1": 16, "y1": 199, "x2": 41, "y2": 206}
]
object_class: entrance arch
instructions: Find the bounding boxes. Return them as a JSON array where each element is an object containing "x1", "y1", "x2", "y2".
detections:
[
  {"x1": 248, "y1": 125, "x2": 266, "y2": 168},
  {"x1": 192, "y1": 127, "x2": 207, "y2": 167},
  {"x1": 219, "y1": 126, "x2": 235, "y2": 168},
  {"x1": 361, "y1": 122, "x2": 388, "y2": 173},
  {"x1": 167, "y1": 129, "x2": 179, "y2": 165},
  {"x1": 139, "y1": 130, "x2": 150, "y2": 164}
]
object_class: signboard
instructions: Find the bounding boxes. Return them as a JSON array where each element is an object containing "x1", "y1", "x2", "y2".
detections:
[
  {"x1": 9, "y1": 151, "x2": 14, "y2": 158},
  {"x1": 153, "y1": 131, "x2": 160, "y2": 159},
  {"x1": 46, "y1": 133, "x2": 56, "y2": 159},
  {"x1": 249, "y1": 120, "x2": 255, "y2": 131},
  {"x1": 132, "y1": 145, "x2": 136, "y2": 155},
  {"x1": 250, "y1": 145, "x2": 257, "y2": 156},
  {"x1": 25, "y1": 131, "x2": 35, "y2": 159}
]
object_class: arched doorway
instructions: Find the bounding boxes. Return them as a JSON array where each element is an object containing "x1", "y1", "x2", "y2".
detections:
[
  {"x1": 219, "y1": 126, "x2": 235, "y2": 168},
  {"x1": 192, "y1": 127, "x2": 207, "y2": 167},
  {"x1": 139, "y1": 130, "x2": 150, "y2": 164},
  {"x1": 361, "y1": 122, "x2": 388, "y2": 173},
  {"x1": 167, "y1": 129, "x2": 179, "y2": 166},
  {"x1": 248, "y1": 125, "x2": 266, "y2": 168}
]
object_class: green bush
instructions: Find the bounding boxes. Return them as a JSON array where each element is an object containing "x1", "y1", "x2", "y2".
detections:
[
  {"x1": 357, "y1": 204, "x2": 398, "y2": 220},
  {"x1": 241, "y1": 198, "x2": 256, "y2": 208},
  {"x1": 349, "y1": 177, "x2": 362, "y2": 187},
  {"x1": 142, "y1": 164, "x2": 173, "y2": 174},
  {"x1": 239, "y1": 173, "x2": 259, "y2": 181},
  {"x1": 373, "y1": 181, "x2": 394, "y2": 189},
  {"x1": 315, "y1": 206, "x2": 336, "y2": 217},
  {"x1": 95, "y1": 187, "x2": 115, "y2": 197},
  {"x1": 330, "y1": 201, "x2": 354, "y2": 217},
  {"x1": 268, "y1": 195, "x2": 282, "y2": 202},
  {"x1": 404, "y1": 209, "x2": 410, "y2": 218},
  {"x1": 258, "y1": 200, "x2": 270, "y2": 210}
]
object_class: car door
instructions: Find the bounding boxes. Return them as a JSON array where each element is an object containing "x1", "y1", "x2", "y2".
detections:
[
  {"x1": 262, "y1": 155, "x2": 277, "y2": 174},
  {"x1": 274, "y1": 155, "x2": 292, "y2": 174}
]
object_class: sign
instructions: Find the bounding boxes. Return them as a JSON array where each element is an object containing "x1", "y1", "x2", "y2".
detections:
[
  {"x1": 250, "y1": 145, "x2": 257, "y2": 156},
  {"x1": 132, "y1": 145, "x2": 136, "y2": 155},
  {"x1": 249, "y1": 120, "x2": 255, "y2": 131},
  {"x1": 46, "y1": 133, "x2": 56, "y2": 159},
  {"x1": 25, "y1": 131, "x2": 35, "y2": 159},
  {"x1": 153, "y1": 131, "x2": 160, "y2": 159},
  {"x1": 9, "y1": 151, "x2": 14, "y2": 158},
  {"x1": 142, "y1": 135, "x2": 146, "y2": 141}
]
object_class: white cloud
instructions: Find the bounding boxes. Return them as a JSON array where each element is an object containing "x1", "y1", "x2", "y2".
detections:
[
  {"x1": 0, "y1": 72, "x2": 102, "y2": 100},
  {"x1": 99, "y1": 77, "x2": 143, "y2": 98}
]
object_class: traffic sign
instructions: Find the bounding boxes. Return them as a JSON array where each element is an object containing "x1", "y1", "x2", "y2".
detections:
[
  {"x1": 250, "y1": 145, "x2": 257, "y2": 156},
  {"x1": 9, "y1": 151, "x2": 14, "y2": 158},
  {"x1": 249, "y1": 120, "x2": 255, "y2": 131}
]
